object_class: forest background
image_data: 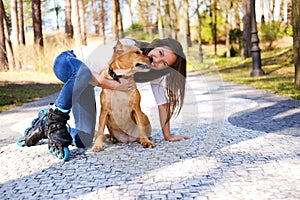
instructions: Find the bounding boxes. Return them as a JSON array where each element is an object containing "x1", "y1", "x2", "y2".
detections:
[{"x1": 0, "y1": 0, "x2": 299, "y2": 112}]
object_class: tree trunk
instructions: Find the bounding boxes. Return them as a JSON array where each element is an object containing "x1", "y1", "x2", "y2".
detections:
[
  {"x1": 0, "y1": 0, "x2": 8, "y2": 71},
  {"x1": 163, "y1": 0, "x2": 172, "y2": 37},
  {"x1": 32, "y1": 0, "x2": 43, "y2": 49},
  {"x1": 292, "y1": 0, "x2": 300, "y2": 88},
  {"x1": 78, "y1": 0, "x2": 87, "y2": 45},
  {"x1": 242, "y1": 0, "x2": 251, "y2": 58},
  {"x1": 116, "y1": 0, "x2": 123, "y2": 38},
  {"x1": 91, "y1": 0, "x2": 99, "y2": 34},
  {"x1": 100, "y1": 0, "x2": 106, "y2": 44},
  {"x1": 211, "y1": 0, "x2": 217, "y2": 56},
  {"x1": 4, "y1": 10, "x2": 17, "y2": 71},
  {"x1": 179, "y1": 0, "x2": 189, "y2": 56},
  {"x1": 196, "y1": 0, "x2": 203, "y2": 63},
  {"x1": 71, "y1": 0, "x2": 82, "y2": 45},
  {"x1": 19, "y1": 0, "x2": 25, "y2": 45},
  {"x1": 11, "y1": 0, "x2": 20, "y2": 45},
  {"x1": 225, "y1": 1, "x2": 231, "y2": 58},
  {"x1": 65, "y1": 0, "x2": 73, "y2": 38},
  {"x1": 170, "y1": 0, "x2": 177, "y2": 38},
  {"x1": 112, "y1": 0, "x2": 123, "y2": 39},
  {"x1": 156, "y1": 0, "x2": 163, "y2": 38}
]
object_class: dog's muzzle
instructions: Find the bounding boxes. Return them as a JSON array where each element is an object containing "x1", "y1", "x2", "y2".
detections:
[{"x1": 135, "y1": 57, "x2": 153, "y2": 72}]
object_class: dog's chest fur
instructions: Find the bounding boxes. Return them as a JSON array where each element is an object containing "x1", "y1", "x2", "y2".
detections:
[{"x1": 100, "y1": 89, "x2": 141, "y2": 133}]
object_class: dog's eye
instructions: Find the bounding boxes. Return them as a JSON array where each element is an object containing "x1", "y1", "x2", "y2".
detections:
[{"x1": 134, "y1": 51, "x2": 141, "y2": 54}]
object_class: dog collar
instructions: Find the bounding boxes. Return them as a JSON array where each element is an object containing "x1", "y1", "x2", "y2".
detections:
[{"x1": 108, "y1": 67, "x2": 122, "y2": 83}]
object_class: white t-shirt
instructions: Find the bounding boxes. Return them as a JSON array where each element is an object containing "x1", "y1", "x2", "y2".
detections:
[{"x1": 72, "y1": 39, "x2": 168, "y2": 105}]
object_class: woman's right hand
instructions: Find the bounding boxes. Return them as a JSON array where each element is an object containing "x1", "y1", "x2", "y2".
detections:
[{"x1": 114, "y1": 77, "x2": 136, "y2": 91}]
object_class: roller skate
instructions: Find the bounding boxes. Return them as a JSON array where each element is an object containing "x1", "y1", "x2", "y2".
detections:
[
  {"x1": 47, "y1": 108, "x2": 72, "y2": 161},
  {"x1": 16, "y1": 108, "x2": 48, "y2": 147}
]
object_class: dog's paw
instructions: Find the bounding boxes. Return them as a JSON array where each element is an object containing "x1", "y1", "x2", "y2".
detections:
[
  {"x1": 105, "y1": 134, "x2": 118, "y2": 143},
  {"x1": 92, "y1": 144, "x2": 104, "y2": 152},
  {"x1": 140, "y1": 138, "x2": 155, "y2": 148}
]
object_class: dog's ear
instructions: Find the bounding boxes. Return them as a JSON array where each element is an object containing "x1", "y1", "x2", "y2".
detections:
[{"x1": 113, "y1": 40, "x2": 123, "y2": 52}]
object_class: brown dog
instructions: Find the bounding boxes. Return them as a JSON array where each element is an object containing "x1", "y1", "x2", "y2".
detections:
[{"x1": 92, "y1": 41, "x2": 154, "y2": 152}]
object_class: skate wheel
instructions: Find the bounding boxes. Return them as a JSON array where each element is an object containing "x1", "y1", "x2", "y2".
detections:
[
  {"x1": 53, "y1": 149, "x2": 58, "y2": 156},
  {"x1": 56, "y1": 147, "x2": 69, "y2": 161},
  {"x1": 16, "y1": 136, "x2": 25, "y2": 147},
  {"x1": 62, "y1": 147, "x2": 70, "y2": 161}
]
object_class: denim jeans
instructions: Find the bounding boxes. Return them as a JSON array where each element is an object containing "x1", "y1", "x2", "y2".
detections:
[{"x1": 53, "y1": 50, "x2": 96, "y2": 148}]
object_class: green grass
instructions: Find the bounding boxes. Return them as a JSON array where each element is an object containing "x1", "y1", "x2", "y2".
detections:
[
  {"x1": 188, "y1": 45, "x2": 300, "y2": 100},
  {"x1": 0, "y1": 71, "x2": 62, "y2": 112},
  {"x1": 0, "y1": 83, "x2": 62, "y2": 112}
]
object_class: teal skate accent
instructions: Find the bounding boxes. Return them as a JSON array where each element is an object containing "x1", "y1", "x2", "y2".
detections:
[
  {"x1": 48, "y1": 143, "x2": 70, "y2": 161},
  {"x1": 62, "y1": 147, "x2": 70, "y2": 161},
  {"x1": 16, "y1": 136, "x2": 26, "y2": 147},
  {"x1": 53, "y1": 149, "x2": 58, "y2": 156},
  {"x1": 16, "y1": 107, "x2": 48, "y2": 147},
  {"x1": 38, "y1": 108, "x2": 48, "y2": 117}
]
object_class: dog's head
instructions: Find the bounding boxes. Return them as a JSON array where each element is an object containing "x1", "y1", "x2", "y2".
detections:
[{"x1": 108, "y1": 40, "x2": 152, "y2": 77}]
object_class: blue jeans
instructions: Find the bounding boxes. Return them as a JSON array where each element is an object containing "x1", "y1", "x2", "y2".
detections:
[{"x1": 53, "y1": 50, "x2": 96, "y2": 148}]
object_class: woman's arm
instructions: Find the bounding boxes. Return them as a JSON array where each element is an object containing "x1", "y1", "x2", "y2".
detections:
[
  {"x1": 158, "y1": 103, "x2": 190, "y2": 141},
  {"x1": 90, "y1": 71, "x2": 134, "y2": 91}
]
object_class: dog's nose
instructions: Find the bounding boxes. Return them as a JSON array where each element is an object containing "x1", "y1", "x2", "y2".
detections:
[{"x1": 149, "y1": 57, "x2": 153, "y2": 63}]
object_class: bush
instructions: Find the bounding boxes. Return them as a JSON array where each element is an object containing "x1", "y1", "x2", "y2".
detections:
[{"x1": 259, "y1": 22, "x2": 284, "y2": 49}]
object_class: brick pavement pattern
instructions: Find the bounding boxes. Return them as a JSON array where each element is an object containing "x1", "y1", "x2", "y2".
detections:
[{"x1": 0, "y1": 72, "x2": 299, "y2": 200}]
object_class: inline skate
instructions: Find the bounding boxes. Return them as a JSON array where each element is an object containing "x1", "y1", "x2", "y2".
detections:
[
  {"x1": 16, "y1": 108, "x2": 48, "y2": 147},
  {"x1": 47, "y1": 108, "x2": 72, "y2": 161}
]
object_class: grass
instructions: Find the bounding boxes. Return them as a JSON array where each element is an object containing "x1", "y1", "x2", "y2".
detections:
[
  {"x1": 0, "y1": 71, "x2": 62, "y2": 112},
  {"x1": 188, "y1": 40, "x2": 300, "y2": 100}
]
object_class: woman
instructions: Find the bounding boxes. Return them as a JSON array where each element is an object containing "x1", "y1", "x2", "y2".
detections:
[{"x1": 18, "y1": 38, "x2": 189, "y2": 158}]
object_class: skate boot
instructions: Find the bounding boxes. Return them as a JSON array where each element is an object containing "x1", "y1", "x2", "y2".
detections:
[
  {"x1": 16, "y1": 108, "x2": 48, "y2": 147},
  {"x1": 47, "y1": 108, "x2": 72, "y2": 161}
]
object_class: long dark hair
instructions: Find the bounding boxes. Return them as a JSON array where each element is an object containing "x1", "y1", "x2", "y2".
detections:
[{"x1": 134, "y1": 38, "x2": 186, "y2": 122}]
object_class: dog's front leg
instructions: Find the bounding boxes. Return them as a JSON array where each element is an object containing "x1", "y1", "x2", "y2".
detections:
[
  {"x1": 92, "y1": 108, "x2": 108, "y2": 152},
  {"x1": 132, "y1": 110, "x2": 154, "y2": 148}
]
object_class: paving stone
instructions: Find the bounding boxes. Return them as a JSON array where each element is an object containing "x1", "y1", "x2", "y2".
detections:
[{"x1": 0, "y1": 73, "x2": 299, "y2": 199}]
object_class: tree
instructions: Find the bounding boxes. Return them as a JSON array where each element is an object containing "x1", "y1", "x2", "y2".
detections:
[
  {"x1": 32, "y1": 0, "x2": 44, "y2": 49},
  {"x1": 4, "y1": 3, "x2": 17, "y2": 70},
  {"x1": 65, "y1": 0, "x2": 73, "y2": 38},
  {"x1": 224, "y1": 0, "x2": 231, "y2": 58},
  {"x1": 78, "y1": 0, "x2": 87, "y2": 45},
  {"x1": 0, "y1": 0, "x2": 8, "y2": 71},
  {"x1": 112, "y1": 0, "x2": 123, "y2": 39},
  {"x1": 49, "y1": 0, "x2": 61, "y2": 30},
  {"x1": 71, "y1": 0, "x2": 82, "y2": 45},
  {"x1": 91, "y1": 0, "x2": 100, "y2": 34},
  {"x1": 19, "y1": 0, "x2": 25, "y2": 45},
  {"x1": 242, "y1": 0, "x2": 251, "y2": 58},
  {"x1": 179, "y1": 0, "x2": 189, "y2": 56},
  {"x1": 100, "y1": 0, "x2": 106, "y2": 43},
  {"x1": 169, "y1": 0, "x2": 177, "y2": 38},
  {"x1": 11, "y1": 0, "x2": 20, "y2": 45},
  {"x1": 210, "y1": 0, "x2": 217, "y2": 56},
  {"x1": 195, "y1": 0, "x2": 203, "y2": 63},
  {"x1": 292, "y1": 0, "x2": 300, "y2": 88},
  {"x1": 156, "y1": 0, "x2": 163, "y2": 38},
  {"x1": 163, "y1": 0, "x2": 172, "y2": 37}
]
